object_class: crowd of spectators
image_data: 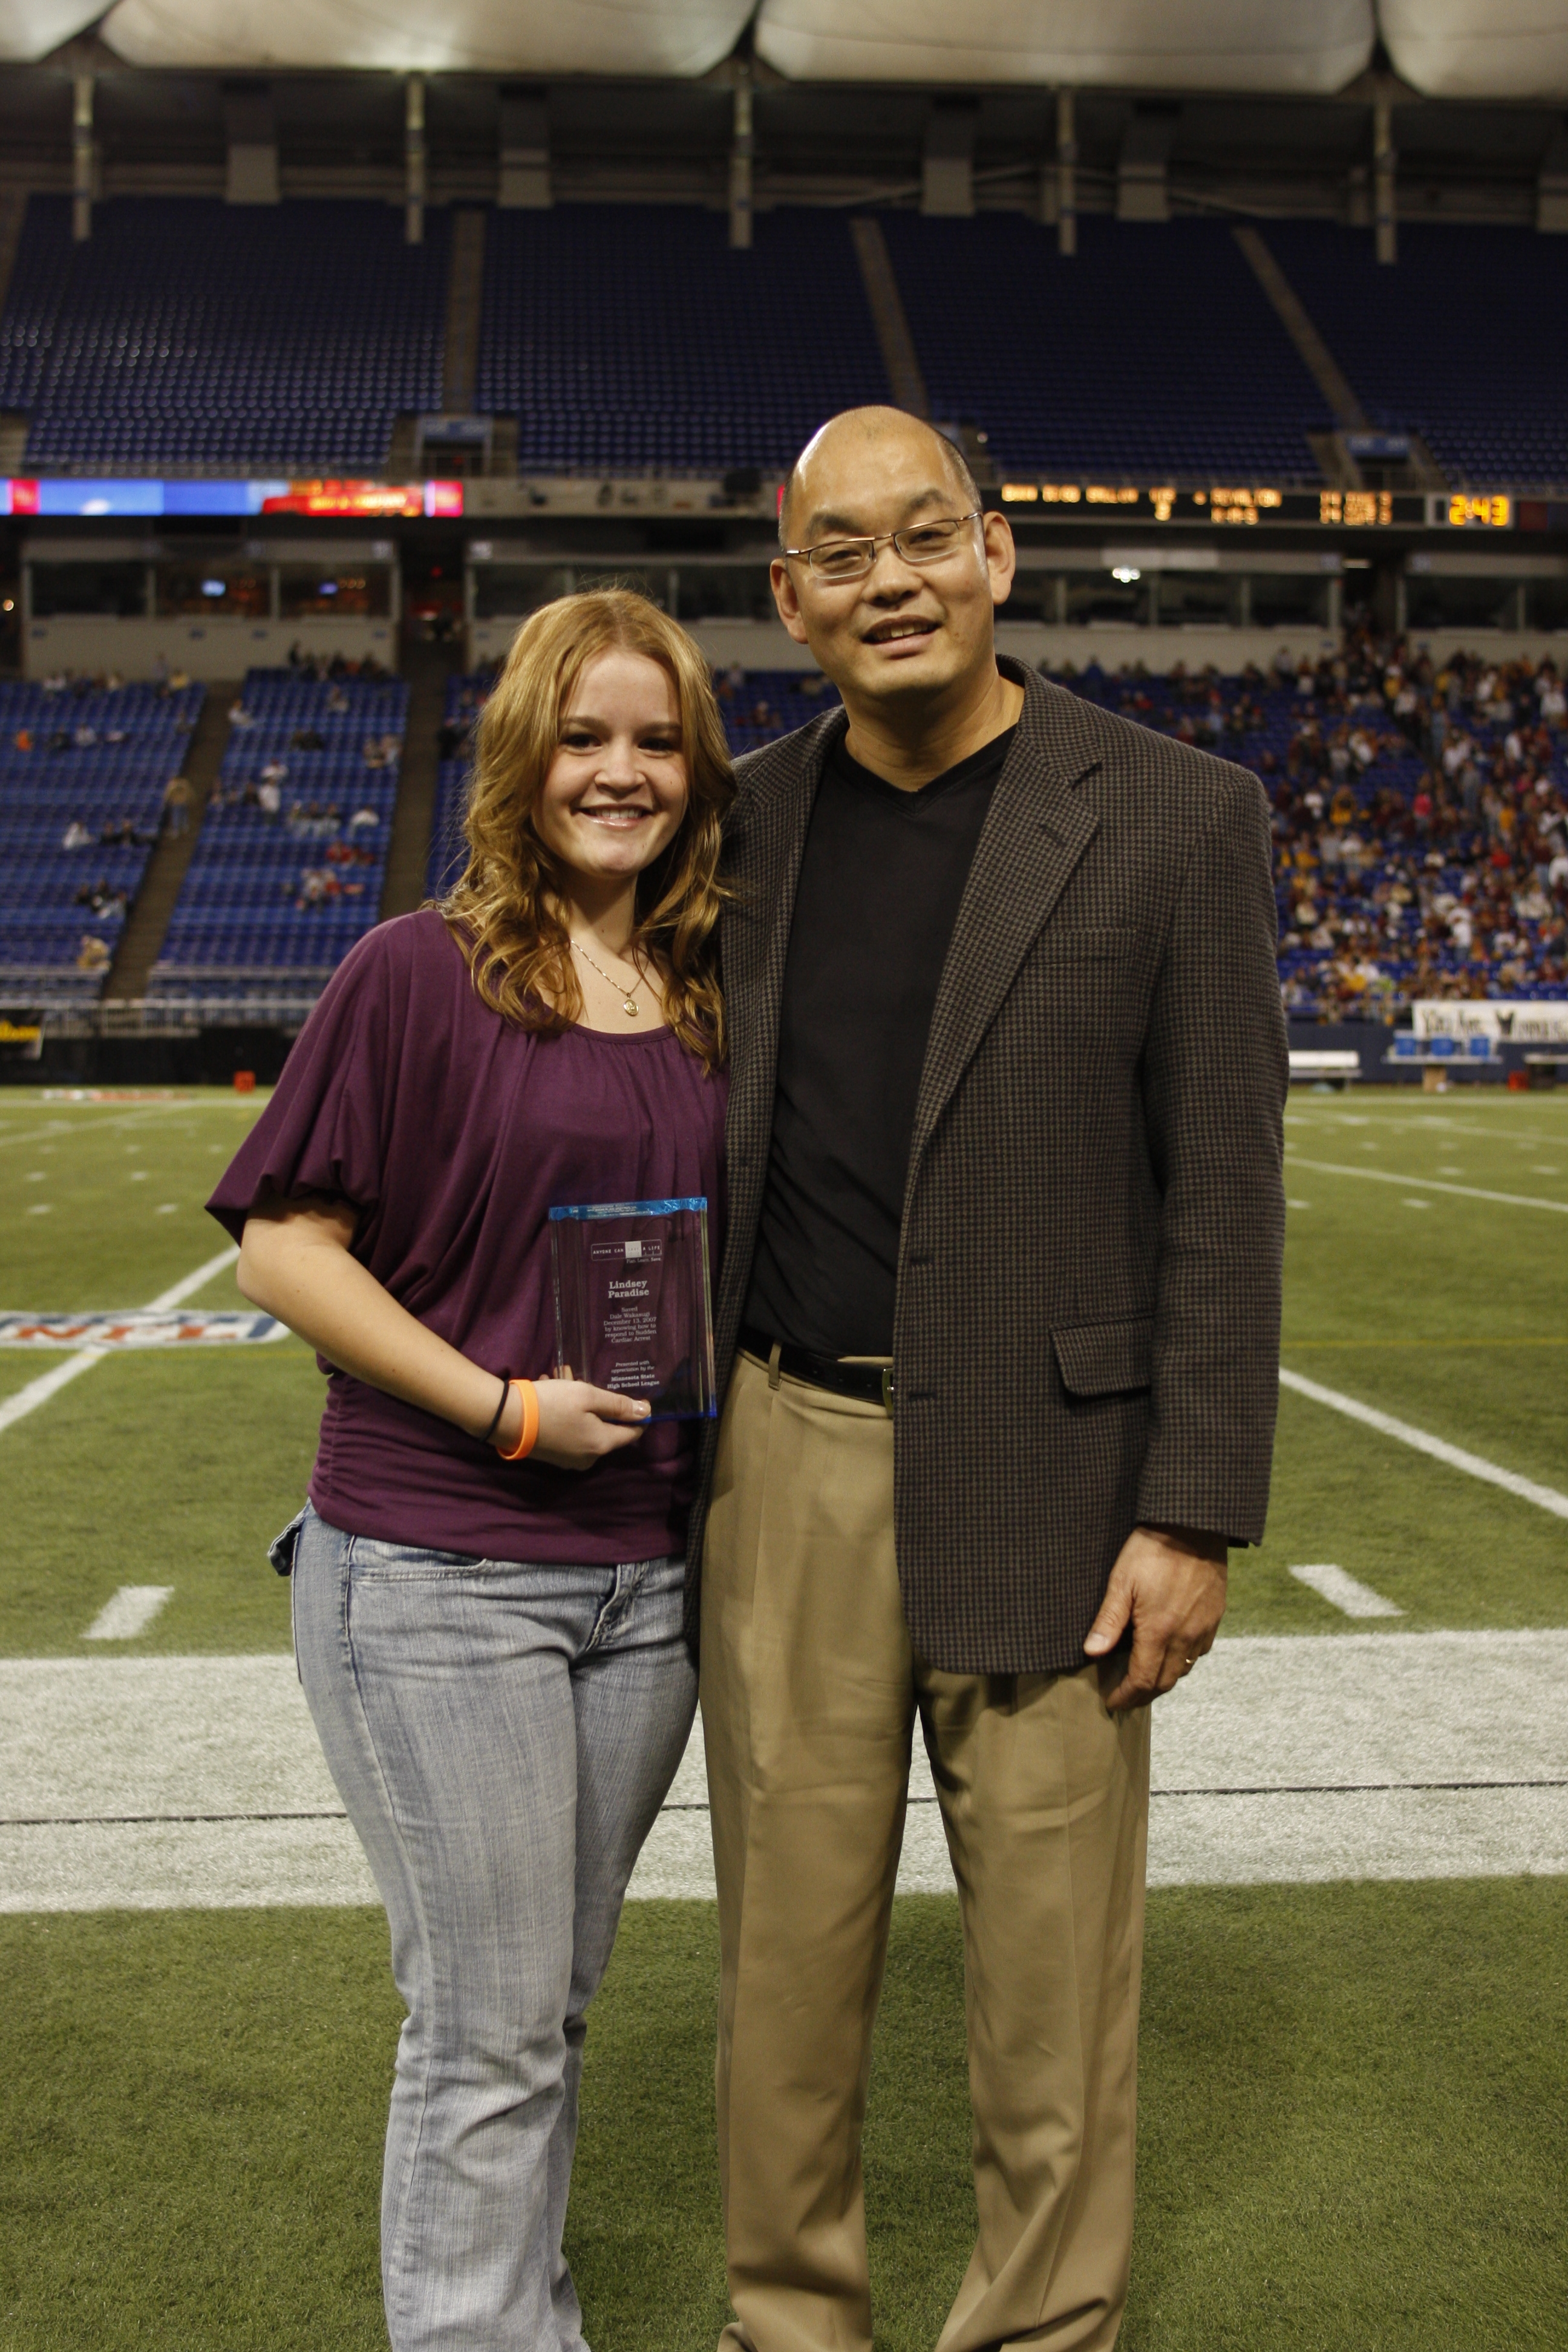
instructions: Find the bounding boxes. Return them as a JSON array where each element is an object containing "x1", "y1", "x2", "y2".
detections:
[
  {"x1": 1059, "y1": 626, "x2": 1568, "y2": 1018},
  {"x1": 412, "y1": 630, "x2": 1568, "y2": 1023},
  {"x1": 284, "y1": 644, "x2": 390, "y2": 684}
]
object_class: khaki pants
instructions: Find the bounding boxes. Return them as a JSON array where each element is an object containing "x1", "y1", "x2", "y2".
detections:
[{"x1": 700, "y1": 1350, "x2": 1151, "y2": 2352}]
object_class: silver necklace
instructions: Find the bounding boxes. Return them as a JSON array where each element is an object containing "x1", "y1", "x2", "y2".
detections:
[{"x1": 571, "y1": 938, "x2": 647, "y2": 1019}]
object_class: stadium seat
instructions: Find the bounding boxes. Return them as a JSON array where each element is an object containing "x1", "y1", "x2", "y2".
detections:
[{"x1": 0, "y1": 197, "x2": 447, "y2": 475}]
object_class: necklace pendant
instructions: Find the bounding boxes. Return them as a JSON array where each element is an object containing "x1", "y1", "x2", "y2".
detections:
[{"x1": 623, "y1": 998, "x2": 639, "y2": 1019}]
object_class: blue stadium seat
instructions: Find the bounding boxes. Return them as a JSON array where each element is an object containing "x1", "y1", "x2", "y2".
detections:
[
  {"x1": 0, "y1": 197, "x2": 447, "y2": 475},
  {"x1": 475, "y1": 206, "x2": 890, "y2": 474},
  {"x1": 153, "y1": 670, "x2": 407, "y2": 996},
  {"x1": 0, "y1": 681, "x2": 204, "y2": 992},
  {"x1": 877, "y1": 212, "x2": 1333, "y2": 483},
  {"x1": 1263, "y1": 221, "x2": 1568, "y2": 489}
]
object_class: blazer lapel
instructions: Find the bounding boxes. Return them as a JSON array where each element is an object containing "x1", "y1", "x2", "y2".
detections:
[
  {"x1": 904, "y1": 676, "x2": 1100, "y2": 1189},
  {"x1": 719, "y1": 709, "x2": 844, "y2": 1295}
]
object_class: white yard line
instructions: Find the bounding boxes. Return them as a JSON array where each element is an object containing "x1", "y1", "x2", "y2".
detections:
[
  {"x1": 1282, "y1": 1154, "x2": 1568, "y2": 1214},
  {"x1": 0, "y1": 1246, "x2": 239, "y2": 1434},
  {"x1": 1278, "y1": 1365, "x2": 1568, "y2": 1520},
  {"x1": 145, "y1": 1246, "x2": 240, "y2": 1313},
  {"x1": 0, "y1": 1105, "x2": 202, "y2": 1152},
  {"x1": 83, "y1": 1587, "x2": 175, "y2": 1641},
  {"x1": 0, "y1": 1350, "x2": 108, "y2": 1432},
  {"x1": 2, "y1": 1632, "x2": 1564, "y2": 1908},
  {"x1": 1289, "y1": 1111, "x2": 1568, "y2": 1145},
  {"x1": 1289, "y1": 1563, "x2": 1403, "y2": 1618}
]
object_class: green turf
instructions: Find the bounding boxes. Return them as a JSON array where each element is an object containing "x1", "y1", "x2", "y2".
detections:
[
  {"x1": 7, "y1": 1086, "x2": 1563, "y2": 1651},
  {"x1": 1227, "y1": 1382, "x2": 1568, "y2": 1633},
  {"x1": 0, "y1": 1089, "x2": 264, "y2": 1310},
  {"x1": 0, "y1": 1346, "x2": 320, "y2": 1653},
  {"x1": 3, "y1": 1883, "x2": 1563, "y2": 2351}
]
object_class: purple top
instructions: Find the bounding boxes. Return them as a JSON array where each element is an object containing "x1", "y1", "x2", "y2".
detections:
[{"x1": 207, "y1": 909, "x2": 728, "y2": 1563}]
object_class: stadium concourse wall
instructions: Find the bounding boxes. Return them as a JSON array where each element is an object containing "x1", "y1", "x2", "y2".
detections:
[
  {"x1": 468, "y1": 616, "x2": 1347, "y2": 675},
  {"x1": 471, "y1": 614, "x2": 1568, "y2": 675},
  {"x1": 23, "y1": 615, "x2": 398, "y2": 682},
  {"x1": 0, "y1": 1024, "x2": 298, "y2": 1086},
  {"x1": 31, "y1": 612, "x2": 1568, "y2": 685},
  {"x1": 3, "y1": 1020, "x2": 1539, "y2": 1093}
]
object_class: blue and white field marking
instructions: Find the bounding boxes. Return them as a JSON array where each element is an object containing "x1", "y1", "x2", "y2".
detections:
[
  {"x1": 0, "y1": 1245, "x2": 242, "y2": 1435},
  {"x1": 2, "y1": 1632, "x2": 1564, "y2": 1910},
  {"x1": 0, "y1": 1311, "x2": 284, "y2": 1348}
]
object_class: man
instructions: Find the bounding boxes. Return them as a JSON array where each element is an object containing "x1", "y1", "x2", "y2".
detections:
[{"x1": 692, "y1": 407, "x2": 1286, "y2": 2352}]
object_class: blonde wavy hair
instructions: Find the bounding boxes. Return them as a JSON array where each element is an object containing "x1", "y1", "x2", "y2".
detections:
[{"x1": 437, "y1": 589, "x2": 734, "y2": 1070}]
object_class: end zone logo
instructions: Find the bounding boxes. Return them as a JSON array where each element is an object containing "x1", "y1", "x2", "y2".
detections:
[{"x1": 0, "y1": 1312, "x2": 288, "y2": 1347}]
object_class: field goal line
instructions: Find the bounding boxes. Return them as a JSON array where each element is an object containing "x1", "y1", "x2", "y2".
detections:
[{"x1": 0, "y1": 1247, "x2": 240, "y2": 1434}]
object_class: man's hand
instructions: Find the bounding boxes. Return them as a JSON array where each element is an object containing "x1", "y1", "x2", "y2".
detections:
[{"x1": 1083, "y1": 1524, "x2": 1229, "y2": 1713}]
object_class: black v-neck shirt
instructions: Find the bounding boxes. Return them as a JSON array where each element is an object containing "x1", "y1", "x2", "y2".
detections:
[{"x1": 743, "y1": 722, "x2": 1016, "y2": 1358}]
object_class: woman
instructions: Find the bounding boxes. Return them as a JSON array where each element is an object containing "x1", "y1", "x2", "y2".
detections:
[{"x1": 207, "y1": 590, "x2": 732, "y2": 2352}]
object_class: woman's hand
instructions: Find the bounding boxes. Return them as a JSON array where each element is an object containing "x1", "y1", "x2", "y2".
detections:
[{"x1": 514, "y1": 1374, "x2": 652, "y2": 1471}]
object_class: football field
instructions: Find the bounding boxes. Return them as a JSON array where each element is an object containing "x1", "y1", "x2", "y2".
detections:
[{"x1": 1, "y1": 1084, "x2": 1564, "y2": 2350}]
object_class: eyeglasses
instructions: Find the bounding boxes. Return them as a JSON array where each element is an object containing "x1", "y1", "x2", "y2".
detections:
[{"x1": 782, "y1": 511, "x2": 984, "y2": 584}]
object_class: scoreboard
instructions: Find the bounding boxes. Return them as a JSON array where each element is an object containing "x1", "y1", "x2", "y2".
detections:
[{"x1": 997, "y1": 483, "x2": 1540, "y2": 531}]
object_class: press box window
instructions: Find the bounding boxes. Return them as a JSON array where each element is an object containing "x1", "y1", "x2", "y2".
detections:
[
  {"x1": 471, "y1": 564, "x2": 574, "y2": 619},
  {"x1": 1405, "y1": 575, "x2": 1520, "y2": 632},
  {"x1": 1155, "y1": 574, "x2": 1244, "y2": 628},
  {"x1": 672, "y1": 567, "x2": 775, "y2": 624},
  {"x1": 1008, "y1": 572, "x2": 1068, "y2": 624},
  {"x1": 155, "y1": 565, "x2": 269, "y2": 619},
  {"x1": 279, "y1": 568, "x2": 391, "y2": 619},
  {"x1": 1524, "y1": 580, "x2": 1568, "y2": 632},
  {"x1": 1246, "y1": 575, "x2": 1331, "y2": 630},
  {"x1": 29, "y1": 560, "x2": 148, "y2": 618},
  {"x1": 1065, "y1": 572, "x2": 1151, "y2": 627}
]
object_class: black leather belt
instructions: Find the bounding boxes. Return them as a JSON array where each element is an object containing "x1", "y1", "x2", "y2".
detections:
[{"x1": 739, "y1": 1324, "x2": 895, "y2": 1411}]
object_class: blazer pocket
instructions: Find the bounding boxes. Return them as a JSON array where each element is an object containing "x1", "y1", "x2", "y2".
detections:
[
  {"x1": 1031, "y1": 926, "x2": 1137, "y2": 962},
  {"x1": 1051, "y1": 1315, "x2": 1155, "y2": 1397}
]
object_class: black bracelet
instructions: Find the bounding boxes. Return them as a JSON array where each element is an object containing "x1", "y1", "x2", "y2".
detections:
[{"x1": 480, "y1": 1370, "x2": 512, "y2": 1446}]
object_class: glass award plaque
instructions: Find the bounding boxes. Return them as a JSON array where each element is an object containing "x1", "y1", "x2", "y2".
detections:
[{"x1": 547, "y1": 1196, "x2": 717, "y2": 1422}]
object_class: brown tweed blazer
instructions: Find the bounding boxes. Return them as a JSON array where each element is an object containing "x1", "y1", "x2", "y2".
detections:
[{"x1": 688, "y1": 658, "x2": 1287, "y2": 1676}]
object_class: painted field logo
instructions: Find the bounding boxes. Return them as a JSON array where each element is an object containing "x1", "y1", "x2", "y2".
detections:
[{"x1": 0, "y1": 1311, "x2": 287, "y2": 1347}]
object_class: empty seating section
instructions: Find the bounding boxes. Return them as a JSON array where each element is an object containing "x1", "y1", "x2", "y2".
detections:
[
  {"x1": 1263, "y1": 222, "x2": 1568, "y2": 491},
  {"x1": 0, "y1": 197, "x2": 446, "y2": 476},
  {"x1": 475, "y1": 207, "x2": 890, "y2": 474},
  {"x1": 154, "y1": 671, "x2": 407, "y2": 995},
  {"x1": 879, "y1": 213, "x2": 1334, "y2": 483},
  {"x1": 0, "y1": 681, "x2": 202, "y2": 991},
  {"x1": 0, "y1": 192, "x2": 1558, "y2": 488}
]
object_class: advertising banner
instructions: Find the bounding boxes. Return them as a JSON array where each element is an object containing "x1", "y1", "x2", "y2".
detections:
[
  {"x1": 1, "y1": 477, "x2": 462, "y2": 518},
  {"x1": 1411, "y1": 1001, "x2": 1568, "y2": 1047},
  {"x1": 0, "y1": 1011, "x2": 44, "y2": 1063}
]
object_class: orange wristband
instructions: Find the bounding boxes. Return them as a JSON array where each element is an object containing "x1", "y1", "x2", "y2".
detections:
[{"x1": 495, "y1": 1377, "x2": 540, "y2": 1462}]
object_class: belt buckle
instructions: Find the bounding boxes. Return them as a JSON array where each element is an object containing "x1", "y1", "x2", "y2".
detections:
[{"x1": 880, "y1": 1365, "x2": 895, "y2": 1416}]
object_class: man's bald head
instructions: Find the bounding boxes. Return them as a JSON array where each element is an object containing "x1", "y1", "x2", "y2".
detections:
[{"x1": 778, "y1": 407, "x2": 981, "y2": 550}]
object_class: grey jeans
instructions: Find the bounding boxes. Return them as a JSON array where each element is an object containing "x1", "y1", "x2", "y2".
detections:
[{"x1": 287, "y1": 1503, "x2": 697, "y2": 2352}]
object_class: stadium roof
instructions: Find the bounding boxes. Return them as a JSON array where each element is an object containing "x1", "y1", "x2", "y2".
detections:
[{"x1": 4, "y1": 1, "x2": 1568, "y2": 101}]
